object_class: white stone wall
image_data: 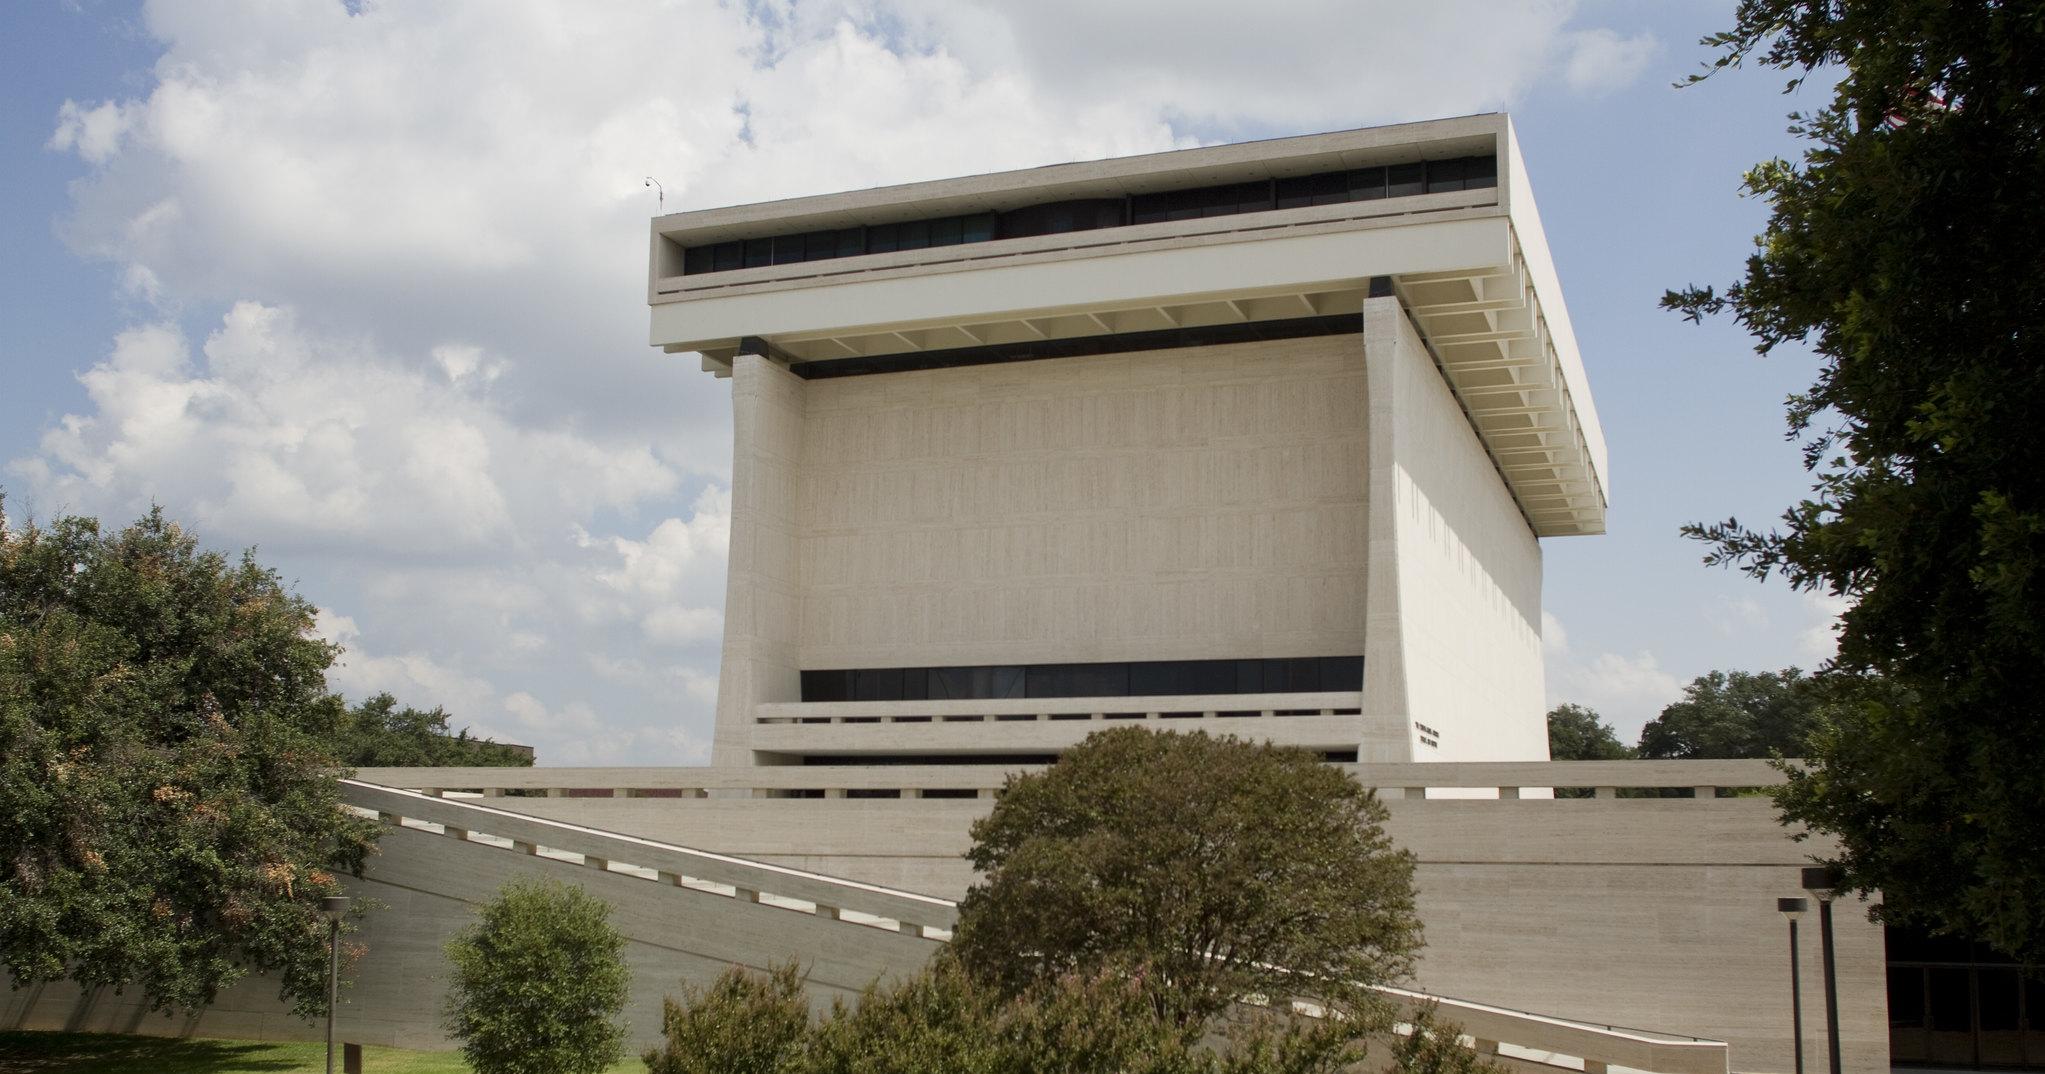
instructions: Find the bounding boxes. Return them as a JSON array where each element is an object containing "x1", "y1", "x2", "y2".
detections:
[
  {"x1": 792, "y1": 337, "x2": 1370, "y2": 670},
  {"x1": 710, "y1": 356, "x2": 808, "y2": 766},
  {"x1": 1361, "y1": 297, "x2": 1546, "y2": 762}
]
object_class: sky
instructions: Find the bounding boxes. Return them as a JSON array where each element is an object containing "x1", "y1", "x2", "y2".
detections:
[{"x1": 0, "y1": 0, "x2": 1844, "y2": 763}]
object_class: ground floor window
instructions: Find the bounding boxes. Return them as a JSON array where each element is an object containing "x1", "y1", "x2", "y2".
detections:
[{"x1": 1889, "y1": 925, "x2": 2045, "y2": 1069}]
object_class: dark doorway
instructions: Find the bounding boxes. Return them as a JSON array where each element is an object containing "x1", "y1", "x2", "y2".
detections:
[{"x1": 1888, "y1": 925, "x2": 2045, "y2": 1069}]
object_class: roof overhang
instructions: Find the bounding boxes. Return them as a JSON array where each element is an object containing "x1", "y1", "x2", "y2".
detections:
[{"x1": 645, "y1": 115, "x2": 1607, "y2": 536}]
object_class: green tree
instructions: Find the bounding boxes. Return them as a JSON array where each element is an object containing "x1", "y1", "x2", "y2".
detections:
[
  {"x1": 1636, "y1": 669, "x2": 1816, "y2": 760},
  {"x1": 333, "y1": 692, "x2": 533, "y2": 768},
  {"x1": 1545, "y1": 704, "x2": 1633, "y2": 761},
  {"x1": 1664, "y1": 1, "x2": 2045, "y2": 957},
  {"x1": 952, "y1": 728, "x2": 1421, "y2": 1028},
  {"x1": 644, "y1": 961, "x2": 811, "y2": 1074},
  {"x1": 444, "y1": 878, "x2": 629, "y2": 1074},
  {"x1": 646, "y1": 958, "x2": 1495, "y2": 1074},
  {"x1": 0, "y1": 501, "x2": 378, "y2": 1018}
]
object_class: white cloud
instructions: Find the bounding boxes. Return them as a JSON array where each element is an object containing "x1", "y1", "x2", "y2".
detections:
[
  {"x1": 1704, "y1": 595, "x2": 1769, "y2": 637},
  {"x1": 14, "y1": 302, "x2": 675, "y2": 559},
  {"x1": 1541, "y1": 610, "x2": 1569, "y2": 656},
  {"x1": 1560, "y1": 28, "x2": 1659, "y2": 95},
  {"x1": 641, "y1": 606, "x2": 724, "y2": 647},
  {"x1": 885, "y1": 1, "x2": 1659, "y2": 132},
  {"x1": 579, "y1": 485, "x2": 731, "y2": 599},
  {"x1": 1544, "y1": 612, "x2": 1685, "y2": 742},
  {"x1": 1797, "y1": 591, "x2": 1853, "y2": 664},
  {"x1": 49, "y1": 99, "x2": 137, "y2": 164}
]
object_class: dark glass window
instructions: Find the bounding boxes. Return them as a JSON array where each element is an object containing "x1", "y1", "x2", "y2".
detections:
[
  {"x1": 802, "y1": 657, "x2": 1361, "y2": 702},
  {"x1": 931, "y1": 666, "x2": 1019, "y2": 700},
  {"x1": 852, "y1": 668, "x2": 904, "y2": 701},
  {"x1": 1927, "y1": 968, "x2": 1972, "y2": 1030},
  {"x1": 1348, "y1": 167, "x2": 1387, "y2": 201},
  {"x1": 1464, "y1": 155, "x2": 1498, "y2": 189},
  {"x1": 1385, "y1": 162, "x2": 1425, "y2": 198},
  {"x1": 801, "y1": 669, "x2": 851, "y2": 702},
  {"x1": 1001, "y1": 200, "x2": 1125, "y2": 239},
  {"x1": 1888, "y1": 968, "x2": 1926, "y2": 1029},
  {"x1": 679, "y1": 156, "x2": 1498, "y2": 275},
  {"x1": 1276, "y1": 171, "x2": 1345, "y2": 209},
  {"x1": 1264, "y1": 657, "x2": 1321, "y2": 692},
  {"x1": 1026, "y1": 663, "x2": 1130, "y2": 698},
  {"x1": 1425, "y1": 157, "x2": 1466, "y2": 193},
  {"x1": 1320, "y1": 656, "x2": 1364, "y2": 690},
  {"x1": 1978, "y1": 969, "x2": 2019, "y2": 1031}
]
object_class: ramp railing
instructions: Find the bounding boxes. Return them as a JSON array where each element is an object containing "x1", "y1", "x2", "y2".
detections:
[{"x1": 340, "y1": 779, "x2": 956, "y2": 937}]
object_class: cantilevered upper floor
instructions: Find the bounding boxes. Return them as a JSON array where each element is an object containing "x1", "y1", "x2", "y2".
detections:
[{"x1": 647, "y1": 114, "x2": 1606, "y2": 537}]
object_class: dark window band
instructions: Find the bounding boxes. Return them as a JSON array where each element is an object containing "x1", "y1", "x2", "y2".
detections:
[
  {"x1": 801, "y1": 656, "x2": 1363, "y2": 703},
  {"x1": 682, "y1": 155, "x2": 1495, "y2": 277},
  {"x1": 790, "y1": 313, "x2": 1359, "y2": 380}
]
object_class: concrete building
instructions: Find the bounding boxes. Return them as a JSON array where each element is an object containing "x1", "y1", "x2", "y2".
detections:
[
  {"x1": 652, "y1": 113, "x2": 1600, "y2": 772},
  {"x1": 5, "y1": 116, "x2": 1907, "y2": 1074}
]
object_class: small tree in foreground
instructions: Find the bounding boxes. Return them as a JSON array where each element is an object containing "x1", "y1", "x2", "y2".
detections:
[
  {"x1": 644, "y1": 961, "x2": 811, "y2": 1074},
  {"x1": 444, "y1": 879, "x2": 628, "y2": 1074},
  {"x1": 953, "y1": 728, "x2": 1422, "y2": 1027}
]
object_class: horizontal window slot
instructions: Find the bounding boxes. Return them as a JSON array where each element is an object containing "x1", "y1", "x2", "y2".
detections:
[
  {"x1": 678, "y1": 156, "x2": 1494, "y2": 277},
  {"x1": 802, "y1": 656, "x2": 1361, "y2": 703}
]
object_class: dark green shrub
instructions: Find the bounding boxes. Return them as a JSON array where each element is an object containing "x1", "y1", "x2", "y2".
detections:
[{"x1": 443, "y1": 878, "x2": 629, "y2": 1074}]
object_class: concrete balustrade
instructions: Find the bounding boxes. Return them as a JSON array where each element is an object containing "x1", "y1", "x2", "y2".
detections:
[{"x1": 351, "y1": 758, "x2": 1788, "y2": 802}]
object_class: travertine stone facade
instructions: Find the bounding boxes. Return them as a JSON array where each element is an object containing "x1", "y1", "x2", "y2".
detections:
[
  {"x1": 1362, "y1": 297, "x2": 1544, "y2": 761},
  {"x1": 797, "y1": 336, "x2": 1369, "y2": 669}
]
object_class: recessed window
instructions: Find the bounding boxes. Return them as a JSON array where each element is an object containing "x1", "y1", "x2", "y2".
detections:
[
  {"x1": 1385, "y1": 162, "x2": 1425, "y2": 198},
  {"x1": 800, "y1": 656, "x2": 1364, "y2": 702},
  {"x1": 677, "y1": 155, "x2": 1499, "y2": 276}
]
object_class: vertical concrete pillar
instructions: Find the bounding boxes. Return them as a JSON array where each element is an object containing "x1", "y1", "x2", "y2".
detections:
[{"x1": 711, "y1": 354, "x2": 808, "y2": 772}]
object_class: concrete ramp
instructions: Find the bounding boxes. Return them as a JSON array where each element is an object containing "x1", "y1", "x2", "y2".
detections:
[{"x1": 2, "y1": 780, "x2": 944, "y2": 1051}]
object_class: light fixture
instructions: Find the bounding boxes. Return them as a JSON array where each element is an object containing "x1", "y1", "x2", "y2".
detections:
[{"x1": 1797, "y1": 868, "x2": 1843, "y2": 1074}]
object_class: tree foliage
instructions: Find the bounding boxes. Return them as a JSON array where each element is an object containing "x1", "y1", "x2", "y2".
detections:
[
  {"x1": 1665, "y1": 1, "x2": 2045, "y2": 957},
  {"x1": 0, "y1": 501, "x2": 378, "y2": 1018},
  {"x1": 1545, "y1": 704, "x2": 1633, "y2": 761},
  {"x1": 1636, "y1": 669, "x2": 1817, "y2": 760},
  {"x1": 644, "y1": 957, "x2": 1491, "y2": 1074},
  {"x1": 443, "y1": 878, "x2": 629, "y2": 1074},
  {"x1": 331, "y1": 692, "x2": 532, "y2": 768},
  {"x1": 951, "y1": 728, "x2": 1421, "y2": 1027}
]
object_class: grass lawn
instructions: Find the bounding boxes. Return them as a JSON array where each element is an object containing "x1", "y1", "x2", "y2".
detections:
[{"x1": 0, "y1": 1031, "x2": 646, "y2": 1073}]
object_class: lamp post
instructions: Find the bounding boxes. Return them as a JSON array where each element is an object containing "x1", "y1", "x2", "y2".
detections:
[
  {"x1": 1779, "y1": 896, "x2": 1810, "y2": 1074},
  {"x1": 1801, "y1": 867, "x2": 1843, "y2": 1074},
  {"x1": 321, "y1": 895, "x2": 349, "y2": 1074}
]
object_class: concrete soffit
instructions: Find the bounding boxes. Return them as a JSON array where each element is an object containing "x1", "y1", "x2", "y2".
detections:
[
  {"x1": 669, "y1": 238, "x2": 1607, "y2": 538},
  {"x1": 1388, "y1": 236, "x2": 1608, "y2": 538}
]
